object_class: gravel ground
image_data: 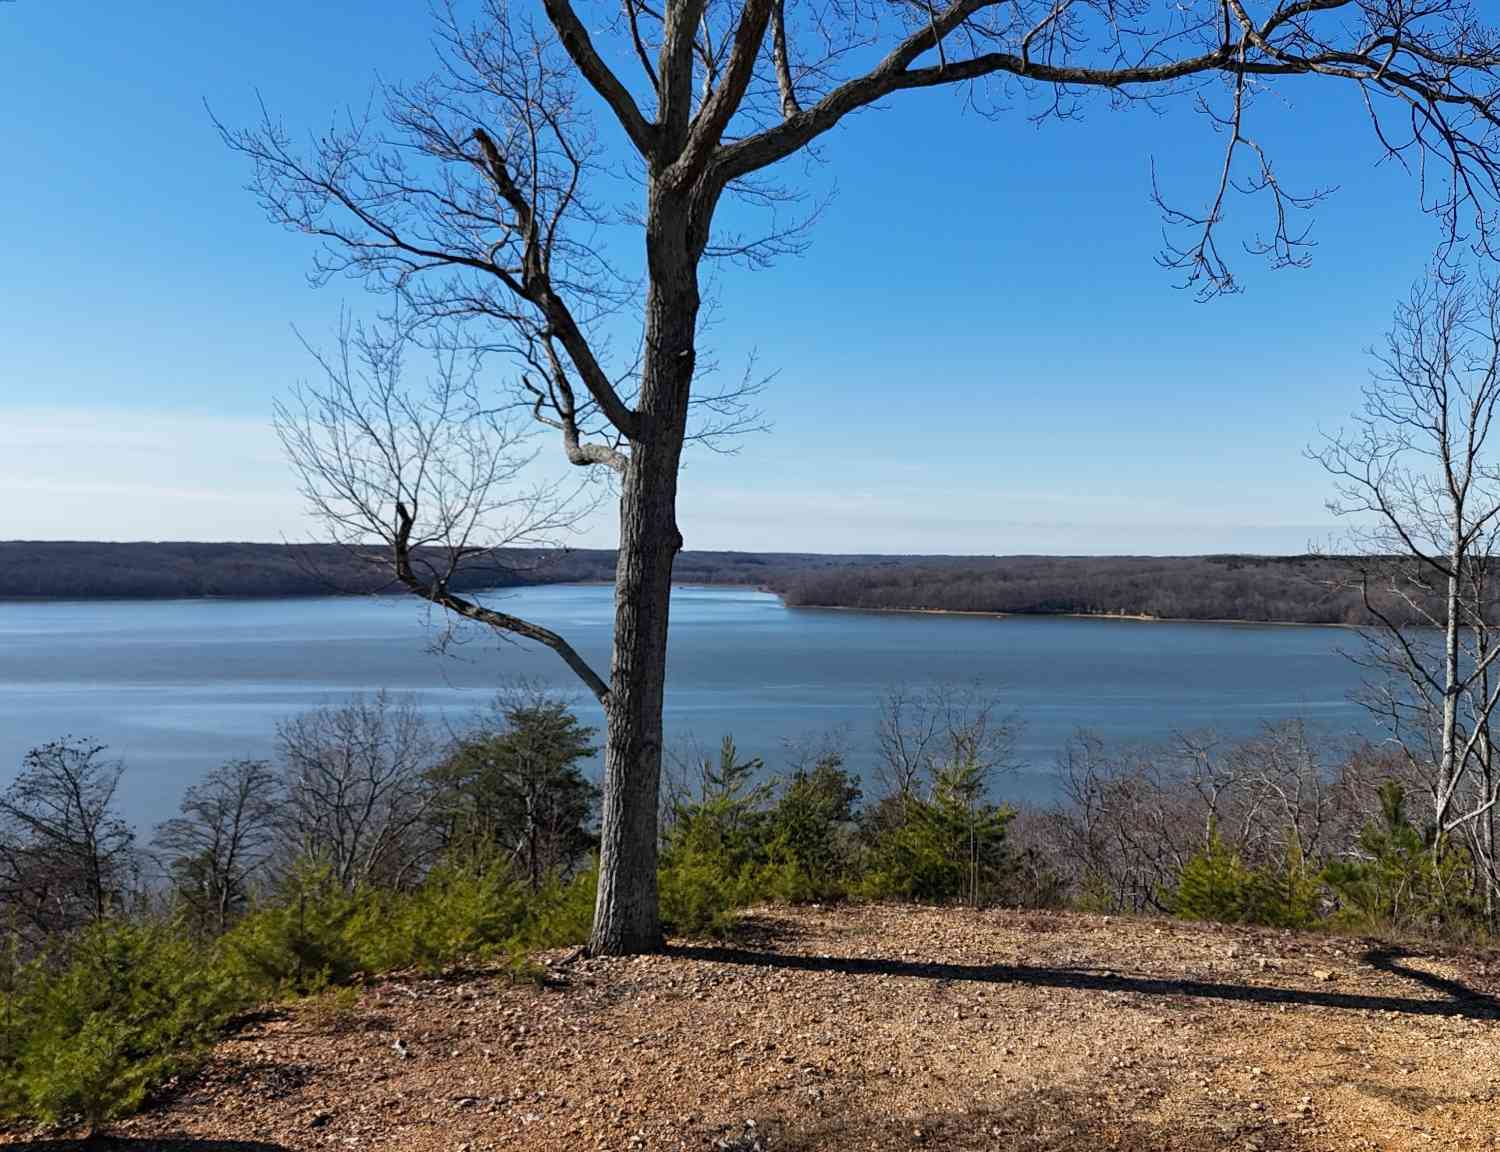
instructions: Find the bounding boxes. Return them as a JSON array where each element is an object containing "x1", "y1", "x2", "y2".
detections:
[{"x1": 10, "y1": 905, "x2": 1500, "y2": 1151}]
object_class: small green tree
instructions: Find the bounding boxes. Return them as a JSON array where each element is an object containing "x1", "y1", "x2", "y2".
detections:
[
  {"x1": 1324, "y1": 782, "x2": 1477, "y2": 934},
  {"x1": 659, "y1": 737, "x2": 770, "y2": 935},
  {"x1": 1171, "y1": 825, "x2": 1318, "y2": 929},
  {"x1": 220, "y1": 860, "x2": 364, "y2": 994},
  {"x1": 666, "y1": 736, "x2": 769, "y2": 869},
  {"x1": 431, "y1": 698, "x2": 598, "y2": 890},
  {"x1": 763, "y1": 753, "x2": 861, "y2": 902},
  {"x1": 863, "y1": 759, "x2": 1015, "y2": 905},
  {"x1": 1, "y1": 920, "x2": 244, "y2": 1131}
]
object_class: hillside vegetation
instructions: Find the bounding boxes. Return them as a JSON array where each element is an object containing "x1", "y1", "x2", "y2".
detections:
[{"x1": 4, "y1": 685, "x2": 1495, "y2": 1138}]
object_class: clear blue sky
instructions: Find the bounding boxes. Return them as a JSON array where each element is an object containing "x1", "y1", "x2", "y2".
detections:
[{"x1": 0, "y1": 2, "x2": 1456, "y2": 554}]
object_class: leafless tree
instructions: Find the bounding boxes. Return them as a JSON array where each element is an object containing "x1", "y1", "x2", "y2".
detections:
[
  {"x1": 151, "y1": 760, "x2": 282, "y2": 937},
  {"x1": 1045, "y1": 721, "x2": 1350, "y2": 913},
  {"x1": 277, "y1": 319, "x2": 607, "y2": 695},
  {"x1": 1050, "y1": 730, "x2": 1198, "y2": 912},
  {"x1": 875, "y1": 682, "x2": 1018, "y2": 802},
  {"x1": 0, "y1": 740, "x2": 136, "y2": 950},
  {"x1": 276, "y1": 693, "x2": 442, "y2": 892},
  {"x1": 227, "y1": 0, "x2": 1500, "y2": 952},
  {"x1": 1315, "y1": 271, "x2": 1500, "y2": 901},
  {"x1": 1458, "y1": 524, "x2": 1500, "y2": 916}
]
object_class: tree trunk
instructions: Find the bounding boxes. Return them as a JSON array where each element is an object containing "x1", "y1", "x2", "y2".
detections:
[
  {"x1": 1433, "y1": 536, "x2": 1463, "y2": 904},
  {"x1": 590, "y1": 195, "x2": 698, "y2": 955},
  {"x1": 1439, "y1": 544, "x2": 1462, "y2": 830}
]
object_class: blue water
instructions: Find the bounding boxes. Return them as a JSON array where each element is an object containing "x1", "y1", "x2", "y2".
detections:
[{"x1": 0, "y1": 585, "x2": 1374, "y2": 828}]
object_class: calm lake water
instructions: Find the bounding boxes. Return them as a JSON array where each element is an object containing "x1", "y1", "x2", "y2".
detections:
[{"x1": 0, "y1": 584, "x2": 1375, "y2": 829}]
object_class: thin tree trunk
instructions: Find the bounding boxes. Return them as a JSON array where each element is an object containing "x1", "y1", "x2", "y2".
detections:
[
  {"x1": 1432, "y1": 536, "x2": 1464, "y2": 906},
  {"x1": 1440, "y1": 548, "x2": 1462, "y2": 831}
]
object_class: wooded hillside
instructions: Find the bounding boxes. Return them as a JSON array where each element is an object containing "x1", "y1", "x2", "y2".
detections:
[
  {"x1": 775, "y1": 554, "x2": 1378, "y2": 625},
  {"x1": 0, "y1": 544, "x2": 1397, "y2": 625}
]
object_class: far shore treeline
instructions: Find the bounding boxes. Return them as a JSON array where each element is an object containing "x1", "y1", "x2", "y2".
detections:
[{"x1": 0, "y1": 543, "x2": 1450, "y2": 626}]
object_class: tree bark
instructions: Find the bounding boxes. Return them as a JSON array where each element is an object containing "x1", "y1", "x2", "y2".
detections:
[{"x1": 590, "y1": 194, "x2": 699, "y2": 955}]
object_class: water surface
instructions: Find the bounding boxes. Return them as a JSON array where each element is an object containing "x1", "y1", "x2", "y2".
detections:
[{"x1": 0, "y1": 585, "x2": 1373, "y2": 828}]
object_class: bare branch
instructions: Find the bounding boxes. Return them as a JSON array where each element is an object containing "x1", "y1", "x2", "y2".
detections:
[
  {"x1": 276, "y1": 317, "x2": 610, "y2": 705},
  {"x1": 539, "y1": 0, "x2": 658, "y2": 155}
]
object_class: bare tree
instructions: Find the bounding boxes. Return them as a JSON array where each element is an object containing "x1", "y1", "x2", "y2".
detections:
[
  {"x1": 276, "y1": 693, "x2": 442, "y2": 892},
  {"x1": 1045, "y1": 721, "x2": 1348, "y2": 913},
  {"x1": 875, "y1": 681, "x2": 1018, "y2": 802},
  {"x1": 277, "y1": 319, "x2": 606, "y2": 695},
  {"x1": 1050, "y1": 730, "x2": 1198, "y2": 913},
  {"x1": 1315, "y1": 271, "x2": 1500, "y2": 896},
  {"x1": 227, "y1": 0, "x2": 1500, "y2": 952},
  {"x1": 0, "y1": 740, "x2": 136, "y2": 950},
  {"x1": 1459, "y1": 524, "x2": 1500, "y2": 916},
  {"x1": 152, "y1": 760, "x2": 281, "y2": 936}
]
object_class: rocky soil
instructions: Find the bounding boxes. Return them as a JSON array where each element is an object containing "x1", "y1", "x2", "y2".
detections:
[{"x1": 11, "y1": 905, "x2": 1500, "y2": 1151}]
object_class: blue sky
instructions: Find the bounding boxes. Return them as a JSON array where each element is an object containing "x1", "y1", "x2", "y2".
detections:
[{"x1": 0, "y1": 2, "x2": 1458, "y2": 553}]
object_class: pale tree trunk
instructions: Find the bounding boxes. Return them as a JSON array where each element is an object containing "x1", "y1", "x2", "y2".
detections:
[
  {"x1": 591, "y1": 197, "x2": 698, "y2": 955},
  {"x1": 1473, "y1": 603, "x2": 1497, "y2": 924},
  {"x1": 1439, "y1": 539, "x2": 1462, "y2": 832}
]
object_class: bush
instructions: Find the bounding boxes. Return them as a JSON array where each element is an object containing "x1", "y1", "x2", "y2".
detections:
[
  {"x1": 222, "y1": 854, "x2": 598, "y2": 991},
  {"x1": 0, "y1": 919, "x2": 246, "y2": 1130},
  {"x1": 1323, "y1": 782, "x2": 1478, "y2": 936},
  {"x1": 658, "y1": 736, "x2": 771, "y2": 936},
  {"x1": 344, "y1": 858, "x2": 533, "y2": 975},
  {"x1": 659, "y1": 849, "x2": 750, "y2": 937},
  {"x1": 1170, "y1": 830, "x2": 1318, "y2": 929},
  {"x1": 860, "y1": 760, "x2": 1016, "y2": 905},
  {"x1": 0, "y1": 852, "x2": 601, "y2": 1131},
  {"x1": 220, "y1": 861, "x2": 366, "y2": 994},
  {"x1": 761, "y1": 756, "x2": 861, "y2": 903}
]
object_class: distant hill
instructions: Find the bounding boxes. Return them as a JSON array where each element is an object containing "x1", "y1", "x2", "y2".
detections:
[
  {"x1": 776, "y1": 552, "x2": 1383, "y2": 625},
  {"x1": 0, "y1": 542, "x2": 866, "y2": 602},
  {"x1": 0, "y1": 542, "x2": 1402, "y2": 625}
]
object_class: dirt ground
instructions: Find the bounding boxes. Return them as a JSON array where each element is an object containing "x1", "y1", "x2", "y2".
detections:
[{"x1": 9, "y1": 905, "x2": 1500, "y2": 1151}]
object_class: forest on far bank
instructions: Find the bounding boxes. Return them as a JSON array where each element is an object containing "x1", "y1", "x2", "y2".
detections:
[
  {"x1": 0, "y1": 542, "x2": 1425, "y2": 626},
  {"x1": 775, "y1": 553, "x2": 1396, "y2": 624}
]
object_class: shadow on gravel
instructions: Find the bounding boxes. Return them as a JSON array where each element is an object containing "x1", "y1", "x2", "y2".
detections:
[
  {"x1": 757, "y1": 1092, "x2": 1299, "y2": 1152},
  {"x1": 1362, "y1": 945, "x2": 1500, "y2": 1011},
  {"x1": 669, "y1": 943, "x2": 1500, "y2": 1020},
  {"x1": 2, "y1": 1141, "x2": 292, "y2": 1151}
]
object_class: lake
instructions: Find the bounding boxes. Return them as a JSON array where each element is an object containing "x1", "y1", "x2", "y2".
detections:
[{"x1": 0, "y1": 584, "x2": 1376, "y2": 829}]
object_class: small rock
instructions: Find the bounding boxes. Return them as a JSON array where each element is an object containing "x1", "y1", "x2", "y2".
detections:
[{"x1": 1313, "y1": 970, "x2": 1335, "y2": 982}]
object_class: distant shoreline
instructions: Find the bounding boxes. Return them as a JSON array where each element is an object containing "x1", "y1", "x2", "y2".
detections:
[
  {"x1": 0, "y1": 580, "x2": 1365, "y2": 631},
  {"x1": 0, "y1": 543, "x2": 1402, "y2": 628},
  {"x1": 782, "y1": 601, "x2": 1363, "y2": 629}
]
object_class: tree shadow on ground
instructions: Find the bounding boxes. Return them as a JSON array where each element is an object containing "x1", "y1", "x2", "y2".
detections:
[
  {"x1": 1361, "y1": 945, "x2": 1499, "y2": 1011},
  {"x1": 668, "y1": 942, "x2": 1500, "y2": 1020},
  {"x1": 737, "y1": 1091, "x2": 1300, "y2": 1152},
  {"x1": 1, "y1": 1140, "x2": 292, "y2": 1151}
]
